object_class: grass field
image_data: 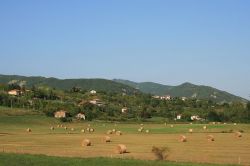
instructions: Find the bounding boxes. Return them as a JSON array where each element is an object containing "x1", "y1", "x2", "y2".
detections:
[{"x1": 0, "y1": 108, "x2": 249, "y2": 165}]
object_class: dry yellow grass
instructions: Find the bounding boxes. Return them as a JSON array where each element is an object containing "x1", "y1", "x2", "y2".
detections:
[{"x1": 1, "y1": 122, "x2": 250, "y2": 165}]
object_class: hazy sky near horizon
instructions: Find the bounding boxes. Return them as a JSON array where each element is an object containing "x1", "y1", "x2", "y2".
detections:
[{"x1": 0, "y1": 0, "x2": 250, "y2": 99}]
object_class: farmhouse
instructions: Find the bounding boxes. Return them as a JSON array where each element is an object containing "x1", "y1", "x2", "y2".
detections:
[
  {"x1": 8, "y1": 89, "x2": 21, "y2": 96},
  {"x1": 191, "y1": 115, "x2": 202, "y2": 121},
  {"x1": 89, "y1": 99, "x2": 104, "y2": 106},
  {"x1": 76, "y1": 113, "x2": 86, "y2": 120},
  {"x1": 160, "y1": 95, "x2": 171, "y2": 100},
  {"x1": 54, "y1": 110, "x2": 68, "y2": 118}
]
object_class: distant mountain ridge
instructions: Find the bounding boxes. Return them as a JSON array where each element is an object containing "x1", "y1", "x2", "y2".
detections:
[
  {"x1": 113, "y1": 79, "x2": 247, "y2": 103},
  {"x1": 0, "y1": 74, "x2": 246, "y2": 103},
  {"x1": 0, "y1": 74, "x2": 138, "y2": 94}
]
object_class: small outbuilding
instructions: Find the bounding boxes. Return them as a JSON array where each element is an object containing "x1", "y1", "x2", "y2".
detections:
[
  {"x1": 54, "y1": 110, "x2": 68, "y2": 118},
  {"x1": 76, "y1": 113, "x2": 86, "y2": 120}
]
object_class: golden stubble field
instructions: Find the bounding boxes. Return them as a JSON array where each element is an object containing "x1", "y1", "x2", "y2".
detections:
[{"x1": 0, "y1": 119, "x2": 250, "y2": 165}]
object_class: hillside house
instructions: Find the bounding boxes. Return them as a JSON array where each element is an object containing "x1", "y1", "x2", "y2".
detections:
[
  {"x1": 191, "y1": 115, "x2": 201, "y2": 121},
  {"x1": 181, "y1": 97, "x2": 187, "y2": 101},
  {"x1": 75, "y1": 113, "x2": 86, "y2": 120},
  {"x1": 177, "y1": 114, "x2": 182, "y2": 120},
  {"x1": 89, "y1": 99, "x2": 104, "y2": 106},
  {"x1": 160, "y1": 95, "x2": 171, "y2": 100},
  {"x1": 90, "y1": 90, "x2": 97, "y2": 94},
  {"x1": 54, "y1": 110, "x2": 68, "y2": 118},
  {"x1": 121, "y1": 107, "x2": 128, "y2": 114},
  {"x1": 8, "y1": 89, "x2": 21, "y2": 96}
]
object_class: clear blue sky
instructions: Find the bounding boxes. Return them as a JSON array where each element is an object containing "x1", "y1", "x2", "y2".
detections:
[{"x1": 0, "y1": 0, "x2": 249, "y2": 99}]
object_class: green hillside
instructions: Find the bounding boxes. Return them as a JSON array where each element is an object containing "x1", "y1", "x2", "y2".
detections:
[
  {"x1": 0, "y1": 75, "x2": 138, "y2": 94},
  {"x1": 114, "y1": 79, "x2": 247, "y2": 103}
]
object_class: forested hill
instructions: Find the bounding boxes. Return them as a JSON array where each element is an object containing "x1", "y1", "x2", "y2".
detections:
[
  {"x1": 0, "y1": 74, "x2": 138, "y2": 94},
  {"x1": 113, "y1": 79, "x2": 247, "y2": 103}
]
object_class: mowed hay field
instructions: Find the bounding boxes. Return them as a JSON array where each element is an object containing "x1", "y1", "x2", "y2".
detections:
[{"x1": 0, "y1": 114, "x2": 250, "y2": 165}]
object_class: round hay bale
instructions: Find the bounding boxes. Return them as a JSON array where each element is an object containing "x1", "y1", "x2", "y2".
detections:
[
  {"x1": 104, "y1": 136, "x2": 111, "y2": 142},
  {"x1": 179, "y1": 135, "x2": 187, "y2": 142},
  {"x1": 26, "y1": 128, "x2": 31, "y2": 132},
  {"x1": 212, "y1": 122, "x2": 216, "y2": 125},
  {"x1": 89, "y1": 128, "x2": 95, "y2": 132},
  {"x1": 50, "y1": 126, "x2": 54, "y2": 130},
  {"x1": 86, "y1": 128, "x2": 90, "y2": 132},
  {"x1": 140, "y1": 123, "x2": 144, "y2": 126},
  {"x1": 116, "y1": 131, "x2": 122, "y2": 135},
  {"x1": 190, "y1": 122, "x2": 193, "y2": 125},
  {"x1": 138, "y1": 128, "x2": 142, "y2": 132},
  {"x1": 207, "y1": 135, "x2": 215, "y2": 141},
  {"x1": 57, "y1": 125, "x2": 60, "y2": 128},
  {"x1": 88, "y1": 124, "x2": 91, "y2": 127},
  {"x1": 203, "y1": 125, "x2": 207, "y2": 130},
  {"x1": 64, "y1": 126, "x2": 67, "y2": 130},
  {"x1": 115, "y1": 144, "x2": 127, "y2": 154},
  {"x1": 145, "y1": 129, "x2": 150, "y2": 133},
  {"x1": 164, "y1": 122, "x2": 167, "y2": 126},
  {"x1": 82, "y1": 139, "x2": 91, "y2": 146},
  {"x1": 189, "y1": 129, "x2": 193, "y2": 133},
  {"x1": 81, "y1": 129, "x2": 85, "y2": 133},
  {"x1": 234, "y1": 123, "x2": 237, "y2": 126},
  {"x1": 112, "y1": 129, "x2": 116, "y2": 133},
  {"x1": 235, "y1": 132, "x2": 242, "y2": 138},
  {"x1": 106, "y1": 130, "x2": 112, "y2": 134},
  {"x1": 71, "y1": 128, "x2": 74, "y2": 131},
  {"x1": 170, "y1": 125, "x2": 174, "y2": 128},
  {"x1": 60, "y1": 124, "x2": 63, "y2": 127}
]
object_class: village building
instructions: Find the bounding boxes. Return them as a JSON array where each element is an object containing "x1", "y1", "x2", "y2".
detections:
[
  {"x1": 181, "y1": 97, "x2": 187, "y2": 101},
  {"x1": 160, "y1": 95, "x2": 171, "y2": 100},
  {"x1": 54, "y1": 110, "x2": 68, "y2": 118},
  {"x1": 8, "y1": 89, "x2": 21, "y2": 96},
  {"x1": 89, "y1": 99, "x2": 104, "y2": 106},
  {"x1": 177, "y1": 114, "x2": 182, "y2": 120},
  {"x1": 90, "y1": 90, "x2": 97, "y2": 94},
  {"x1": 191, "y1": 115, "x2": 201, "y2": 121},
  {"x1": 121, "y1": 107, "x2": 128, "y2": 114},
  {"x1": 75, "y1": 113, "x2": 86, "y2": 120}
]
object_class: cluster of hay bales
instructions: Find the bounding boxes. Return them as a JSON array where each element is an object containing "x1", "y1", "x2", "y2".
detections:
[
  {"x1": 115, "y1": 144, "x2": 127, "y2": 154},
  {"x1": 138, "y1": 127, "x2": 144, "y2": 132},
  {"x1": 86, "y1": 128, "x2": 95, "y2": 133},
  {"x1": 207, "y1": 135, "x2": 215, "y2": 141},
  {"x1": 179, "y1": 135, "x2": 187, "y2": 142},
  {"x1": 82, "y1": 139, "x2": 91, "y2": 146},
  {"x1": 106, "y1": 129, "x2": 120, "y2": 135}
]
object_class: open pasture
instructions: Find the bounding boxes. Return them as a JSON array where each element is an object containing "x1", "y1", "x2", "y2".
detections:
[{"x1": 0, "y1": 115, "x2": 250, "y2": 165}]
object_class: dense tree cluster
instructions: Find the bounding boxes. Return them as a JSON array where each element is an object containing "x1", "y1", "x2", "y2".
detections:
[{"x1": 0, "y1": 83, "x2": 249, "y2": 123}]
